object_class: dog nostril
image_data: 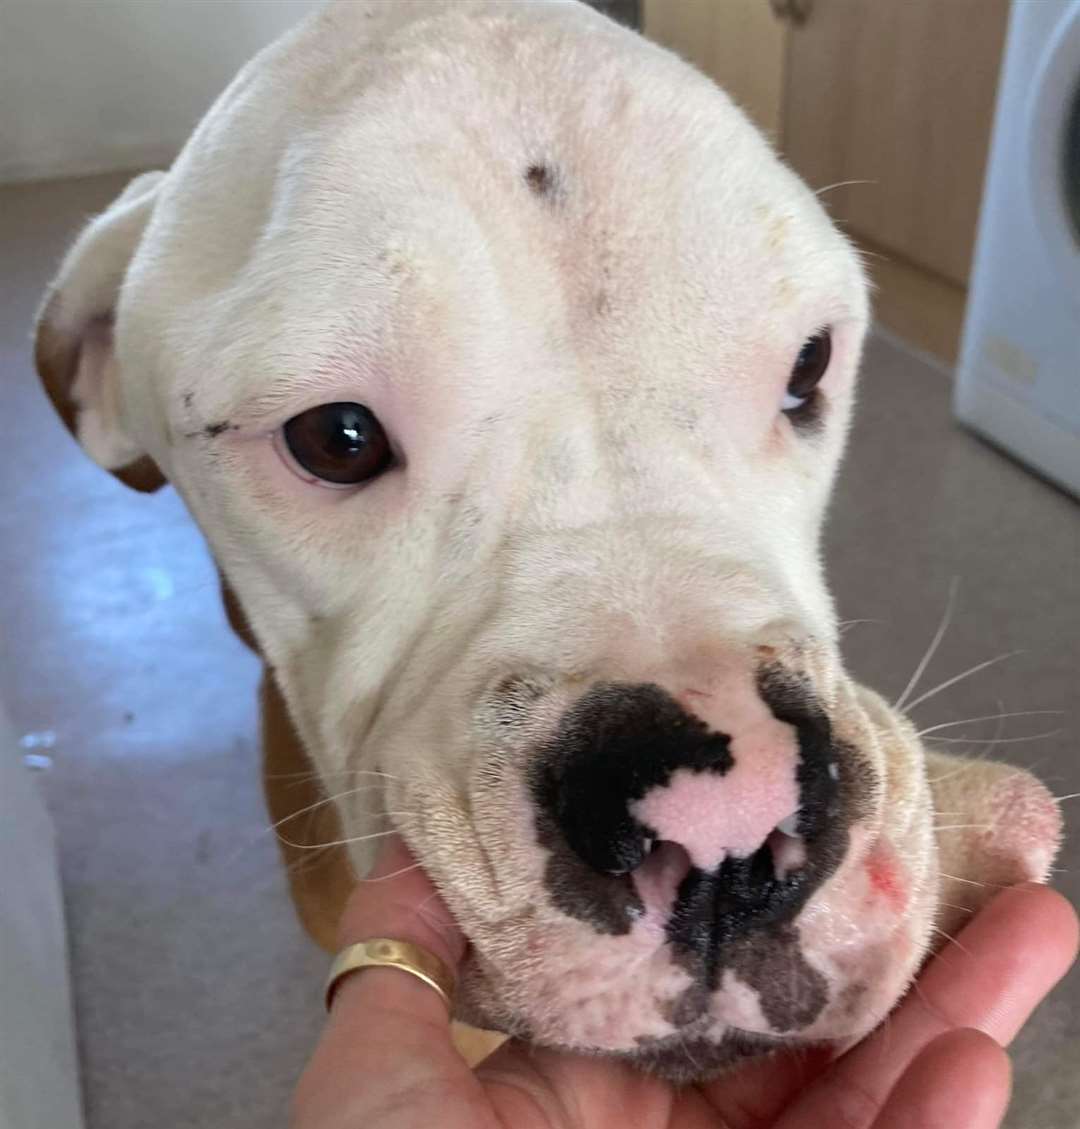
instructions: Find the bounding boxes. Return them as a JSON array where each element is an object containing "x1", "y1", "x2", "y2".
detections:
[
  {"x1": 766, "y1": 817, "x2": 807, "y2": 879},
  {"x1": 558, "y1": 801, "x2": 653, "y2": 876},
  {"x1": 748, "y1": 841, "x2": 774, "y2": 887}
]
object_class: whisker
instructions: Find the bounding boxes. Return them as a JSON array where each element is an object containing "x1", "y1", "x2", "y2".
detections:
[
  {"x1": 281, "y1": 843, "x2": 338, "y2": 878},
  {"x1": 894, "y1": 578, "x2": 959, "y2": 713},
  {"x1": 933, "y1": 823, "x2": 992, "y2": 832},
  {"x1": 903, "y1": 650, "x2": 1022, "y2": 715},
  {"x1": 357, "y1": 862, "x2": 423, "y2": 883},
  {"x1": 938, "y1": 872, "x2": 987, "y2": 888},
  {"x1": 910, "y1": 978, "x2": 949, "y2": 1027},
  {"x1": 264, "y1": 767, "x2": 402, "y2": 781},
  {"x1": 274, "y1": 826, "x2": 405, "y2": 852},
  {"x1": 931, "y1": 925, "x2": 972, "y2": 958},
  {"x1": 916, "y1": 709, "x2": 1064, "y2": 737},
  {"x1": 1055, "y1": 793, "x2": 1080, "y2": 803},
  {"x1": 679, "y1": 1030, "x2": 702, "y2": 1075},
  {"x1": 926, "y1": 730, "x2": 1062, "y2": 746},
  {"x1": 415, "y1": 893, "x2": 459, "y2": 944},
  {"x1": 938, "y1": 871, "x2": 1013, "y2": 891},
  {"x1": 927, "y1": 757, "x2": 987, "y2": 788},
  {"x1": 925, "y1": 704, "x2": 1012, "y2": 786},
  {"x1": 815, "y1": 178, "x2": 878, "y2": 197},
  {"x1": 837, "y1": 617, "x2": 886, "y2": 634},
  {"x1": 267, "y1": 785, "x2": 390, "y2": 831}
]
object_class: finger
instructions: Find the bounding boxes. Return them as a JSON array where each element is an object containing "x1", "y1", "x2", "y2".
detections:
[
  {"x1": 870, "y1": 1029, "x2": 1011, "y2": 1129},
  {"x1": 775, "y1": 883, "x2": 1076, "y2": 1129},
  {"x1": 697, "y1": 1044, "x2": 835, "y2": 1129},
  {"x1": 477, "y1": 1039, "x2": 678, "y2": 1129},
  {"x1": 330, "y1": 834, "x2": 466, "y2": 1025},
  {"x1": 698, "y1": 884, "x2": 1072, "y2": 1126},
  {"x1": 291, "y1": 837, "x2": 494, "y2": 1129}
]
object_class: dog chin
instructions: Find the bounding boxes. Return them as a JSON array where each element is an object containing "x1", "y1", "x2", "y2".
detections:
[
  {"x1": 452, "y1": 962, "x2": 826, "y2": 1084},
  {"x1": 456, "y1": 974, "x2": 801, "y2": 1082},
  {"x1": 595, "y1": 1029, "x2": 794, "y2": 1083}
]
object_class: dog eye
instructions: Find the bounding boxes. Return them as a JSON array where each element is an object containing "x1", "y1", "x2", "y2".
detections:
[
  {"x1": 782, "y1": 329, "x2": 832, "y2": 412},
  {"x1": 281, "y1": 402, "x2": 393, "y2": 486}
]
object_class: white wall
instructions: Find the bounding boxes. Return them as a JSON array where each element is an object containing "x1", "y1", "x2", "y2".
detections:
[
  {"x1": 0, "y1": 702, "x2": 82, "y2": 1129},
  {"x1": 0, "y1": 0, "x2": 318, "y2": 184}
]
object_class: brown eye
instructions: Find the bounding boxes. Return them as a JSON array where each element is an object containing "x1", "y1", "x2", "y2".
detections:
[
  {"x1": 282, "y1": 402, "x2": 393, "y2": 486},
  {"x1": 783, "y1": 328, "x2": 832, "y2": 412}
]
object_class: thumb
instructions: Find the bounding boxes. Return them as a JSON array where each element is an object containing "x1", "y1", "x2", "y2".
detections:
[{"x1": 291, "y1": 837, "x2": 493, "y2": 1129}]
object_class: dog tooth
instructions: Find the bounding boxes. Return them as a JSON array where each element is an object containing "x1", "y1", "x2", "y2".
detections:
[{"x1": 776, "y1": 812, "x2": 801, "y2": 837}]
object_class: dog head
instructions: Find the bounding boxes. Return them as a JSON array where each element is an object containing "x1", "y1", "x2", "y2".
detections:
[{"x1": 35, "y1": 0, "x2": 1060, "y2": 1078}]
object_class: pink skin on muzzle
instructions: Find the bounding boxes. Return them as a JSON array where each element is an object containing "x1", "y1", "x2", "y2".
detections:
[{"x1": 628, "y1": 674, "x2": 804, "y2": 911}]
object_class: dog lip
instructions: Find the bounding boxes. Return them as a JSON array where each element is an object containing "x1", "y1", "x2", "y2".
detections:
[{"x1": 599, "y1": 1027, "x2": 791, "y2": 1082}]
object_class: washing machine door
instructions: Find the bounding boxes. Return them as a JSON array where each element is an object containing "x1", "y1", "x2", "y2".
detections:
[
  {"x1": 956, "y1": 0, "x2": 1080, "y2": 498},
  {"x1": 1029, "y1": 0, "x2": 1080, "y2": 300}
]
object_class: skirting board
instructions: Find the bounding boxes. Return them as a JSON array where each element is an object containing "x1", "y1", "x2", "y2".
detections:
[{"x1": 0, "y1": 141, "x2": 179, "y2": 187}]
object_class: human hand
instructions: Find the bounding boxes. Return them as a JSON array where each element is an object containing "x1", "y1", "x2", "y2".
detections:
[{"x1": 291, "y1": 837, "x2": 1077, "y2": 1129}]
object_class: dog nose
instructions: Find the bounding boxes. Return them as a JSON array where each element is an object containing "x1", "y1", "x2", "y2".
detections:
[{"x1": 534, "y1": 676, "x2": 841, "y2": 939}]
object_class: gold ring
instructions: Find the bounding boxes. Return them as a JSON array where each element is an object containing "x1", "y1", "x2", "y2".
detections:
[{"x1": 324, "y1": 938, "x2": 455, "y2": 1013}]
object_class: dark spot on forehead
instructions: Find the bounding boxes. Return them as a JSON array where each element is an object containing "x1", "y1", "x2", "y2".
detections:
[
  {"x1": 525, "y1": 163, "x2": 557, "y2": 197},
  {"x1": 182, "y1": 392, "x2": 194, "y2": 409},
  {"x1": 670, "y1": 403, "x2": 698, "y2": 433}
]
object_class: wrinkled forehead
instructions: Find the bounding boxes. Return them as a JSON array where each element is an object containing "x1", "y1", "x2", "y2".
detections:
[{"x1": 130, "y1": 2, "x2": 865, "y2": 430}]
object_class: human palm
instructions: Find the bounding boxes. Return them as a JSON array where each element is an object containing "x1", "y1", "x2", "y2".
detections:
[{"x1": 293, "y1": 839, "x2": 1077, "y2": 1129}]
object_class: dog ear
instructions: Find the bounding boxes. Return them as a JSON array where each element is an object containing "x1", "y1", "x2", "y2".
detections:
[{"x1": 34, "y1": 170, "x2": 167, "y2": 493}]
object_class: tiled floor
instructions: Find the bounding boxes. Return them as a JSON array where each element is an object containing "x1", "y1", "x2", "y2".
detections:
[{"x1": 1, "y1": 172, "x2": 1077, "y2": 1129}]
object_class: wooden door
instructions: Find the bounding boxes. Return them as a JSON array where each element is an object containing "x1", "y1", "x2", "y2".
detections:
[
  {"x1": 782, "y1": 0, "x2": 1009, "y2": 288},
  {"x1": 642, "y1": 0, "x2": 788, "y2": 139}
]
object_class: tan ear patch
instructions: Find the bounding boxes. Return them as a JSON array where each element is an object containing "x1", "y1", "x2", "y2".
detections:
[
  {"x1": 32, "y1": 171, "x2": 168, "y2": 493},
  {"x1": 35, "y1": 300, "x2": 165, "y2": 493},
  {"x1": 35, "y1": 302, "x2": 81, "y2": 438}
]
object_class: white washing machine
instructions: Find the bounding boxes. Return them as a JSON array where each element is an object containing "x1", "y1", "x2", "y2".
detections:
[{"x1": 955, "y1": 0, "x2": 1080, "y2": 498}]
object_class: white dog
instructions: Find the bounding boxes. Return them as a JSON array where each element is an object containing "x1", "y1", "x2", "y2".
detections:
[{"x1": 35, "y1": 0, "x2": 1061, "y2": 1078}]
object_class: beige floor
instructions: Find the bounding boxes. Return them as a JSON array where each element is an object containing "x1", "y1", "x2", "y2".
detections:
[{"x1": 1, "y1": 172, "x2": 1077, "y2": 1129}]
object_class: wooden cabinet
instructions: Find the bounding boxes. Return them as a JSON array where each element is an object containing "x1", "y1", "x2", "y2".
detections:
[
  {"x1": 589, "y1": 0, "x2": 641, "y2": 29},
  {"x1": 642, "y1": 0, "x2": 1011, "y2": 364},
  {"x1": 643, "y1": 0, "x2": 787, "y2": 137},
  {"x1": 783, "y1": 0, "x2": 1008, "y2": 289}
]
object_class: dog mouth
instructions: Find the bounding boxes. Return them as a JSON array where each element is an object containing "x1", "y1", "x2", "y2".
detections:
[
  {"x1": 447, "y1": 832, "x2": 917, "y2": 1078},
  {"x1": 602, "y1": 1027, "x2": 790, "y2": 1082},
  {"x1": 390, "y1": 662, "x2": 911, "y2": 1072},
  {"x1": 449, "y1": 917, "x2": 843, "y2": 1079}
]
